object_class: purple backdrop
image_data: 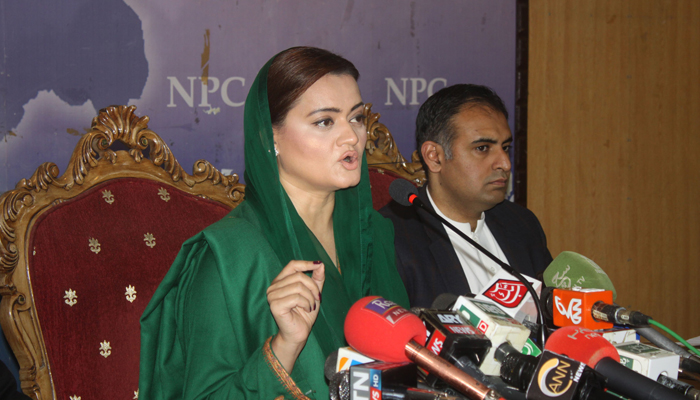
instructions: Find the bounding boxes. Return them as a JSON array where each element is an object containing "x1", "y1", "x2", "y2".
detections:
[{"x1": 1, "y1": 0, "x2": 515, "y2": 192}]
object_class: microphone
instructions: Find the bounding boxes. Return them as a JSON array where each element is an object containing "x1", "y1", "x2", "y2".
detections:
[
  {"x1": 542, "y1": 252, "x2": 700, "y2": 374},
  {"x1": 494, "y1": 344, "x2": 619, "y2": 400},
  {"x1": 451, "y1": 296, "x2": 532, "y2": 376},
  {"x1": 656, "y1": 375, "x2": 700, "y2": 399},
  {"x1": 417, "y1": 306, "x2": 528, "y2": 399},
  {"x1": 476, "y1": 271, "x2": 542, "y2": 326},
  {"x1": 495, "y1": 337, "x2": 694, "y2": 399},
  {"x1": 351, "y1": 362, "x2": 461, "y2": 400},
  {"x1": 542, "y1": 251, "x2": 617, "y2": 299},
  {"x1": 344, "y1": 296, "x2": 505, "y2": 400},
  {"x1": 419, "y1": 308, "x2": 491, "y2": 386},
  {"x1": 636, "y1": 325, "x2": 700, "y2": 374},
  {"x1": 326, "y1": 351, "x2": 352, "y2": 400},
  {"x1": 541, "y1": 286, "x2": 653, "y2": 330},
  {"x1": 475, "y1": 272, "x2": 544, "y2": 357},
  {"x1": 431, "y1": 293, "x2": 459, "y2": 310},
  {"x1": 389, "y1": 179, "x2": 546, "y2": 346},
  {"x1": 327, "y1": 356, "x2": 459, "y2": 400},
  {"x1": 545, "y1": 326, "x2": 688, "y2": 400},
  {"x1": 541, "y1": 287, "x2": 614, "y2": 330},
  {"x1": 615, "y1": 341, "x2": 680, "y2": 380},
  {"x1": 334, "y1": 347, "x2": 376, "y2": 372},
  {"x1": 348, "y1": 361, "x2": 416, "y2": 400}
]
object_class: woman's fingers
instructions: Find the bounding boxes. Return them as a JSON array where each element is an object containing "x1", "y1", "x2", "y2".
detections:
[
  {"x1": 273, "y1": 260, "x2": 325, "y2": 282},
  {"x1": 268, "y1": 260, "x2": 324, "y2": 300},
  {"x1": 267, "y1": 281, "x2": 317, "y2": 312},
  {"x1": 310, "y1": 262, "x2": 325, "y2": 293}
]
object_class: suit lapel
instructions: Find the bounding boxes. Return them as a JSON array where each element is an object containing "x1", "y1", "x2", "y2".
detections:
[
  {"x1": 485, "y1": 205, "x2": 531, "y2": 276},
  {"x1": 418, "y1": 186, "x2": 472, "y2": 296}
]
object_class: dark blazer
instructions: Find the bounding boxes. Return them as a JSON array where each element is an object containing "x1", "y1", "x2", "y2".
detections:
[{"x1": 380, "y1": 185, "x2": 553, "y2": 308}]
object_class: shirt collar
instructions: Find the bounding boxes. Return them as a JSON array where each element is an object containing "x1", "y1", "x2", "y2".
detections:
[{"x1": 426, "y1": 185, "x2": 486, "y2": 234}]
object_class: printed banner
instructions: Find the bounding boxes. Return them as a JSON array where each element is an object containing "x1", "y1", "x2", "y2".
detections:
[{"x1": 0, "y1": 0, "x2": 516, "y2": 194}]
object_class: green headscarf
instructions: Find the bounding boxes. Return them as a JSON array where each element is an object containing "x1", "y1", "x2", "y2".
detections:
[
  {"x1": 244, "y1": 53, "x2": 374, "y2": 305},
  {"x1": 242, "y1": 51, "x2": 408, "y2": 355}
]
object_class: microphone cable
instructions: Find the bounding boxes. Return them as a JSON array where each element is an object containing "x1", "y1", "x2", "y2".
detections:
[
  {"x1": 647, "y1": 319, "x2": 700, "y2": 357},
  {"x1": 389, "y1": 179, "x2": 547, "y2": 347}
]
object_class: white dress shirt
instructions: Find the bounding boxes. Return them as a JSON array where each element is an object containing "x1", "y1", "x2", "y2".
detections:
[{"x1": 427, "y1": 187, "x2": 508, "y2": 294}]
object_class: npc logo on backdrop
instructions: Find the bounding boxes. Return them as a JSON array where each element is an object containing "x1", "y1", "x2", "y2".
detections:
[
  {"x1": 166, "y1": 76, "x2": 449, "y2": 110},
  {"x1": 483, "y1": 279, "x2": 528, "y2": 308}
]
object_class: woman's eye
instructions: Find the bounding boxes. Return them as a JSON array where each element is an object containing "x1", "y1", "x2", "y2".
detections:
[
  {"x1": 476, "y1": 145, "x2": 489, "y2": 152},
  {"x1": 350, "y1": 114, "x2": 365, "y2": 124},
  {"x1": 315, "y1": 118, "x2": 333, "y2": 128}
]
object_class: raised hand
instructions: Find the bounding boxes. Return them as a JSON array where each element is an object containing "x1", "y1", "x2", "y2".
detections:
[{"x1": 267, "y1": 260, "x2": 325, "y2": 372}]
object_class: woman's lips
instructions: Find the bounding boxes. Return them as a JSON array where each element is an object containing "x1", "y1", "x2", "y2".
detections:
[{"x1": 340, "y1": 151, "x2": 359, "y2": 170}]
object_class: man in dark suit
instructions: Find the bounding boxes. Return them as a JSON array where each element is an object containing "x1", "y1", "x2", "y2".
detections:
[{"x1": 381, "y1": 84, "x2": 552, "y2": 308}]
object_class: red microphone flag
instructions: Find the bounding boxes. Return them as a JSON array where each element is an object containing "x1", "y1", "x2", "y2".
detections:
[{"x1": 344, "y1": 296, "x2": 426, "y2": 363}]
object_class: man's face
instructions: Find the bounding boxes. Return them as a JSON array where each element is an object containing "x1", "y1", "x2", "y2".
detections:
[{"x1": 438, "y1": 106, "x2": 512, "y2": 217}]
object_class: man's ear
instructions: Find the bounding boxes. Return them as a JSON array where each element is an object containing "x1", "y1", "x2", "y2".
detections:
[{"x1": 421, "y1": 141, "x2": 444, "y2": 174}]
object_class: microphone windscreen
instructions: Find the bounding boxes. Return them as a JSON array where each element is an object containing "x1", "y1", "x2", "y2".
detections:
[
  {"x1": 388, "y1": 179, "x2": 418, "y2": 207},
  {"x1": 344, "y1": 296, "x2": 427, "y2": 363},
  {"x1": 324, "y1": 350, "x2": 339, "y2": 380},
  {"x1": 431, "y1": 292, "x2": 459, "y2": 310},
  {"x1": 544, "y1": 325, "x2": 621, "y2": 367},
  {"x1": 543, "y1": 251, "x2": 618, "y2": 300}
]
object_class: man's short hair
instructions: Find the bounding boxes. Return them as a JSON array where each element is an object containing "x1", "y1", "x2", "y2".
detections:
[{"x1": 416, "y1": 84, "x2": 508, "y2": 164}]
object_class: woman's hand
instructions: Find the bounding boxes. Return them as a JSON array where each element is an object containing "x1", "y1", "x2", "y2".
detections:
[{"x1": 267, "y1": 260, "x2": 325, "y2": 373}]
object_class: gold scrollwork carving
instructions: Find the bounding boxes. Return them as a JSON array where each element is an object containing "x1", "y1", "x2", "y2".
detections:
[{"x1": 363, "y1": 103, "x2": 426, "y2": 186}]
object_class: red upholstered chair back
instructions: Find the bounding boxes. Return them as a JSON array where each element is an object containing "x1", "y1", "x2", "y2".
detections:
[
  {"x1": 363, "y1": 103, "x2": 426, "y2": 210},
  {"x1": 0, "y1": 106, "x2": 244, "y2": 399}
]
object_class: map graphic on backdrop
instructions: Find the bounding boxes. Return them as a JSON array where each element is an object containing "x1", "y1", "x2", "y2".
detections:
[{"x1": 0, "y1": 0, "x2": 516, "y2": 195}]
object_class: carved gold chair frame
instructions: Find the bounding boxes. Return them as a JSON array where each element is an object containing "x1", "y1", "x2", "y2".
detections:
[
  {"x1": 363, "y1": 103, "x2": 426, "y2": 187},
  {"x1": 0, "y1": 105, "x2": 244, "y2": 398}
]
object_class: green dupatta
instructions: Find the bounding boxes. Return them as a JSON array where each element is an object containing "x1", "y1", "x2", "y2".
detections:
[{"x1": 139, "y1": 51, "x2": 408, "y2": 399}]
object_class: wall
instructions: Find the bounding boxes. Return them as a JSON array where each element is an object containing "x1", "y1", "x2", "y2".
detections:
[{"x1": 528, "y1": 0, "x2": 700, "y2": 338}]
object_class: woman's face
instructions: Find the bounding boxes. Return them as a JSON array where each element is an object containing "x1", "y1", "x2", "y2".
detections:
[{"x1": 274, "y1": 73, "x2": 367, "y2": 194}]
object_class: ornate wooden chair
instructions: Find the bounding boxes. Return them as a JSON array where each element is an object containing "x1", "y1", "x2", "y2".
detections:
[
  {"x1": 363, "y1": 103, "x2": 426, "y2": 210},
  {"x1": 0, "y1": 106, "x2": 244, "y2": 399}
]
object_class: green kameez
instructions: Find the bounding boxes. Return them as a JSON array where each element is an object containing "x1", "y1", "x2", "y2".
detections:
[{"x1": 138, "y1": 52, "x2": 409, "y2": 399}]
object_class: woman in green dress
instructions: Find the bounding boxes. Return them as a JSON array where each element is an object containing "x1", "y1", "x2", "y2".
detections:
[{"x1": 138, "y1": 47, "x2": 409, "y2": 399}]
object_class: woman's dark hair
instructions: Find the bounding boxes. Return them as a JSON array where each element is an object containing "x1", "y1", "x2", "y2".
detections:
[{"x1": 267, "y1": 47, "x2": 360, "y2": 127}]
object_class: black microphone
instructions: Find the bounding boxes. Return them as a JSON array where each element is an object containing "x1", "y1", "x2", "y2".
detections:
[
  {"x1": 431, "y1": 293, "x2": 459, "y2": 310},
  {"x1": 419, "y1": 307, "x2": 528, "y2": 400},
  {"x1": 495, "y1": 345, "x2": 618, "y2": 400},
  {"x1": 389, "y1": 179, "x2": 546, "y2": 346},
  {"x1": 657, "y1": 375, "x2": 700, "y2": 399},
  {"x1": 419, "y1": 309, "x2": 491, "y2": 384}
]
